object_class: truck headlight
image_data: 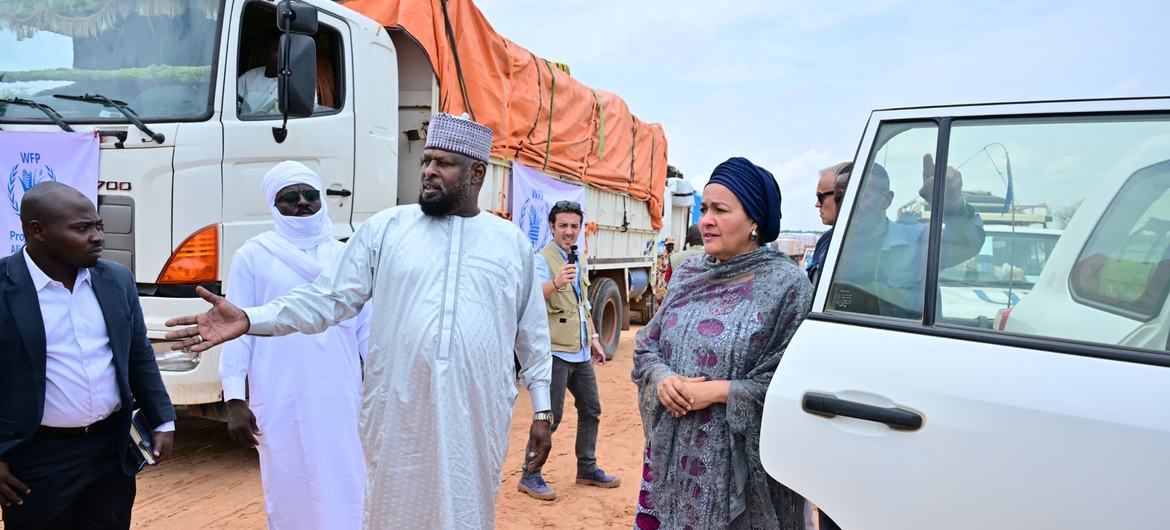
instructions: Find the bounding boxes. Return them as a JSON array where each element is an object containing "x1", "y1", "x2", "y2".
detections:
[{"x1": 151, "y1": 341, "x2": 201, "y2": 371}]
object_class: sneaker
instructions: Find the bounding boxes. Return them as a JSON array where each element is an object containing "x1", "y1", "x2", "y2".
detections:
[
  {"x1": 576, "y1": 468, "x2": 621, "y2": 488},
  {"x1": 518, "y1": 475, "x2": 556, "y2": 500}
]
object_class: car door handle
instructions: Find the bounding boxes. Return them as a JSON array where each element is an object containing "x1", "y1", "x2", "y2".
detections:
[
  {"x1": 802, "y1": 392, "x2": 923, "y2": 431},
  {"x1": 326, "y1": 188, "x2": 352, "y2": 197}
]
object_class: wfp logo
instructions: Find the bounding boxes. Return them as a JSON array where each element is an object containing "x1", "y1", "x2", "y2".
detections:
[
  {"x1": 517, "y1": 189, "x2": 551, "y2": 251},
  {"x1": 8, "y1": 152, "x2": 56, "y2": 215}
]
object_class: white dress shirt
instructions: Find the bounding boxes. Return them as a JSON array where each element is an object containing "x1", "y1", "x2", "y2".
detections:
[{"x1": 24, "y1": 249, "x2": 174, "y2": 432}]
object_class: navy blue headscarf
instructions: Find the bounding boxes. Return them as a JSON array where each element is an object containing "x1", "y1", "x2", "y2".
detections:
[{"x1": 706, "y1": 157, "x2": 782, "y2": 243}]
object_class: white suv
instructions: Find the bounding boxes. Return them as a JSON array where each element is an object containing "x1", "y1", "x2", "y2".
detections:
[{"x1": 760, "y1": 98, "x2": 1170, "y2": 530}]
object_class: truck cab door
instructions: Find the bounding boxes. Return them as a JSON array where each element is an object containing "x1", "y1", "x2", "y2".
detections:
[{"x1": 220, "y1": 2, "x2": 355, "y2": 258}]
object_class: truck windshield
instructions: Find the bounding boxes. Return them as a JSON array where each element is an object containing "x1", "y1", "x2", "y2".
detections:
[{"x1": 0, "y1": 0, "x2": 224, "y2": 123}]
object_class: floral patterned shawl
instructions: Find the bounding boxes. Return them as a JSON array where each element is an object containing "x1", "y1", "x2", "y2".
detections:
[{"x1": 632, "y1": 246, "x2": 812, "y2": 529}]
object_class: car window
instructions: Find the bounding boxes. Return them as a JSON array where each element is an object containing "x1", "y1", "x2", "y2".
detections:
[
  {"x1": 1071, "y1": 161, "x2": 1170, "y2": 320},
  {"x1": 236, "y1": 2, "x2": 344, "y2": 119},
  {"x1": 933, "y1": 115, "x2": 1170, "y2": 353},
  {"x1": 828, "y1": 122, "x2": 939, "y2": 320}
]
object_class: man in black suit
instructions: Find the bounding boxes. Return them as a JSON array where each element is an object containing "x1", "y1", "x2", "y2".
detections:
[{"x1": 0, "y1": 182, "x2": 176, "y2": 529}]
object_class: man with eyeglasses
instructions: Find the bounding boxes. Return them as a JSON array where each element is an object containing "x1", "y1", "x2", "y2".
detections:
[
  {"x1": 217, "y1": 161, "x2": 369, "y2": 529},
  {"x1": 518, "y1": 200, "x2": 620, "y2": 500},
  {"x1": 806, "y1": 162, "x2": 853, "y2": 284}
]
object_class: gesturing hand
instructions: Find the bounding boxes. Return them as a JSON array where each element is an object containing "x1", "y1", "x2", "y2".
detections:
[
  {"x1": 164, "y1": 286, "x2": 249, "y2": 352},
  {"x1": 657, "y1": 375, "x2": 707, "y2": 417},
  {"x1": 0, "y1": 460, "x2": 29, "y2": 507},
  {"x1": 226, "y1": 400, "x2": 262, "y2": 448},
  {"x1": 920, "y1": 153, "x2": 965, "y2": 210},
  {"x1": 524, "y1": 419, "x2": 552, "y2": 473}
]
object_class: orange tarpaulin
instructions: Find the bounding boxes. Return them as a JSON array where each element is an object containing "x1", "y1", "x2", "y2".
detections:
[{"x1": 343, "y1": 0, "x2": 669, "y2": 229}]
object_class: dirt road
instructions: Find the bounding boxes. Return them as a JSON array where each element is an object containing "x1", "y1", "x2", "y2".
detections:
[{"x1": 103, "y1": 327, "x2": 645, "y2": 528}]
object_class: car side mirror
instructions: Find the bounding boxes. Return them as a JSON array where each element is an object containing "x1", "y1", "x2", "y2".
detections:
[{"x1": 272, "y1": 0, "x2": 318, "y2": 143}]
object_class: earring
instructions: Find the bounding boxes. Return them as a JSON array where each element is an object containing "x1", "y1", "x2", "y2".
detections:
[{"x1": 750, "y1": 228, "x2": 759, "y2": 241}]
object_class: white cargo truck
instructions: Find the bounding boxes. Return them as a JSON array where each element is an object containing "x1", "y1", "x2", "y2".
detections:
[{"x1": 0, "y1": 0, "x2": 685, "y2": 417}]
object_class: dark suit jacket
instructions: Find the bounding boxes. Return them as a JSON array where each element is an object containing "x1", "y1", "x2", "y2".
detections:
[{"x1": 0, "y1": 253, "x2": 176, "y2": 475}]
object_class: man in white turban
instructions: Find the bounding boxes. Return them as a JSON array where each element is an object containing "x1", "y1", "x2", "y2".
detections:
[
  {"x1": 168, "y1": 114, "x2": 553, "y2": 529},
  {"x1": 218, "y1": 161, "x2": 369, "y2": 529}
]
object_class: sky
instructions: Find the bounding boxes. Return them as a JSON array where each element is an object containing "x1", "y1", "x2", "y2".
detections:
[{"x1": 477, "y1": 0, "x2": 1170, "y2": 231}]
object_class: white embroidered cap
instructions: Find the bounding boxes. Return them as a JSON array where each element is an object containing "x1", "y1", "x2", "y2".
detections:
[{"x1": 425, "y1": 112, "x2": 493, "y2": 162}]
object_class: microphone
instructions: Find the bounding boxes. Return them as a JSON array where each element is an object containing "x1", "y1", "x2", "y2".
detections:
[{"x1": 567, "y1": 245, "x2": 578, "y2": 264}]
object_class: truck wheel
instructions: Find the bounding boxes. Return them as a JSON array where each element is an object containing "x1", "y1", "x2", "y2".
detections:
[{"x1": 590, "y1": 277, "x2": 623, "y2": 360}]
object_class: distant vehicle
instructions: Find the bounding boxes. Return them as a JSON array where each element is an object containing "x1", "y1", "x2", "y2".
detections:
[
  {"x1": 1002, "y1": 159, "x2": 1170, "y2": 350},
  {"x1": 760, "y1": 97, "x2": 1170, "y2": 529},
  {"x1": 937, "y1": 225, "x2": 1063, "y2": 328}
]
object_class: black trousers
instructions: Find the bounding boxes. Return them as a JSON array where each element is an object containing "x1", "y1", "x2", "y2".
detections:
[
  {"x1": 1, "y1": 426, "x2": 136, "y2": 530},
  {"x1": 524, "y1": 356, "x2": 602, "y2": 477}
]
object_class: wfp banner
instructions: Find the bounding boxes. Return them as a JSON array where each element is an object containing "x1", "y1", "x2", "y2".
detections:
[
  {"x1": 512, "y1": 163, "x2": 586, "y2": 253},
  {"x1": 1, "y1": 131, "x2": 100, "y2": 257}
]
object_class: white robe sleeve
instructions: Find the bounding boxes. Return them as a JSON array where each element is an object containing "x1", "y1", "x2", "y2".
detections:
[
  {"x1": 244, "y1": 216, "x2": 380, "y2": 337},
  {"x1": 514, "y1": 241, "x2": 552, "y2": 412},
  {"x1": 220, "y1": 249, "x2": 257, "y2": 402},
  {"x1": 355, "y1": 304, "x2": 372, "y2": 364}
]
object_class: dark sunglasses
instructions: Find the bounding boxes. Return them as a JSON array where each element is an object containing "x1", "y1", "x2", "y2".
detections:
[
  {"x1": 276, "y1": 189, "x2": 321, "y2": 204},
  {"x1": 553, "y1": 200, "x2": 581, "y2": 210},
  {"x1": 815, "y1": 190, "x2": 835, "y2": 204}
]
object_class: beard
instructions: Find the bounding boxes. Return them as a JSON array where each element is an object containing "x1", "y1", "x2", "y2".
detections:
[{"x1": 418, "y1": 172, "x2": 471, "y2": 217}]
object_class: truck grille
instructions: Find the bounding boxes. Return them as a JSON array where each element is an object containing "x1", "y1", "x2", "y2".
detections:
[{"x1": 98, "y1": 195, "x2": 134, "y2": 274}]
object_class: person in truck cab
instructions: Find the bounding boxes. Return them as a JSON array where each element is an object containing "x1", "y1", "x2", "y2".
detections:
[
  {"x1": 238, "y1": 31, "x2": 335, "y2": 115},
  {"x1": 238, "y1": 33, "x2": 281, "y2": 115},
  {"x1": 831, "y1": 155, "x2": 985, "y2": 319}
]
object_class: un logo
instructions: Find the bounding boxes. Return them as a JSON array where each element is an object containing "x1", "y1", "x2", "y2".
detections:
[
  {"x1": 8, "y1": 162, "x2": 57, "y2": 215},
  {"x1": 517, "y1": 193, "x2": 551, "y2": 251}
]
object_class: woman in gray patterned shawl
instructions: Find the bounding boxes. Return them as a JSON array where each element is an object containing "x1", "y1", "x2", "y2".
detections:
[{"x1": 632, "y1": 157, "x2": 812, "y2": 529}]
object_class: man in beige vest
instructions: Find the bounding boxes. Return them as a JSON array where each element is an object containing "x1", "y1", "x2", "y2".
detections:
[{"x1": 518, "y1": 200, "x2": 620, "y2": 500}]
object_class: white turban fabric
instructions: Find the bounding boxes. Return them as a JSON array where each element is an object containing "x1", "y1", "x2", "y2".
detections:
[{"x1": 261, "y1": 161, "x2": 334, "y2": 250}]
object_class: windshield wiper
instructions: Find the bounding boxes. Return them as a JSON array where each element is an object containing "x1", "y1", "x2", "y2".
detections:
[
  {"x1": 1, "y1": 98, "x2": 75, "y2": 132},
  {"x1": 53, "y1": 93, "x2": 164, "y2": 144}
]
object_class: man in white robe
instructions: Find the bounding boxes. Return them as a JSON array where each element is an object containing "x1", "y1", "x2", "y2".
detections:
[
  {"x1": 166, "y1": 113, "x2": 554, "y2": 529},
  {"x1": 219, "y1": 161, "x2": 369, "y2": 529},
  {"x1": 237, "y1": 35, "x2": 279, "y2": 116}
]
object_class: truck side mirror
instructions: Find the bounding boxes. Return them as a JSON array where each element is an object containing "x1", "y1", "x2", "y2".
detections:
[
  {"x1": 277, "y1": 34, "x2": 316, "y2": 118},
  {"x1": 277, "y1": 0, "x2": 318, "y2": 34},
  {"x1": 272, "y1": 0, "x2": 318, "y2": 143}
]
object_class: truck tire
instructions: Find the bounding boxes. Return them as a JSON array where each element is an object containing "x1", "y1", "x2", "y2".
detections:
[{"x1": 590, "y1": 277, "x2": 623, "y2": 360}]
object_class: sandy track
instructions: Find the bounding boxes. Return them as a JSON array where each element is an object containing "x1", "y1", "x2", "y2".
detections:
[{"x1": 2, "y1": 327, "x2": 645, "y2": 529}]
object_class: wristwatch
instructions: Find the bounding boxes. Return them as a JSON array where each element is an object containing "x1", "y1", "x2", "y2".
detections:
[{"x1": 533, "y1": 411, "x2": 553, "y2": 423}]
